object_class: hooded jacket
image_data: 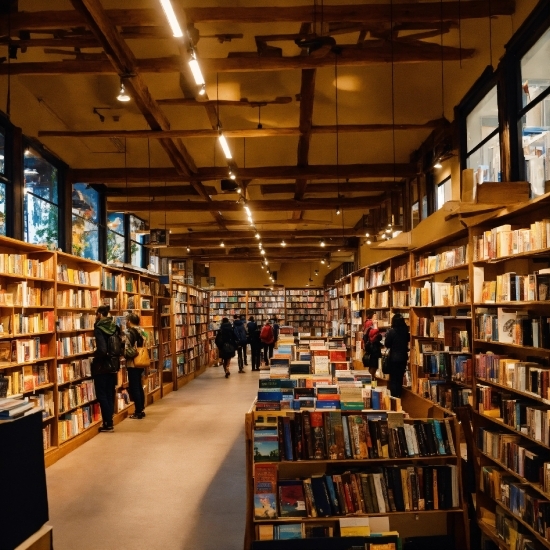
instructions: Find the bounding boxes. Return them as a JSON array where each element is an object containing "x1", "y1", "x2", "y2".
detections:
[
  {"x1": 233, "y1": 318, "x2": 247, "y2": 346},
  {"x1": 94, "y1": 317, "x2": 117, "y2": 364}
]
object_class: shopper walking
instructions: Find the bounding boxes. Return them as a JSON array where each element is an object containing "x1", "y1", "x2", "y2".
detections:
[
  {"x1": 215, "y1": 317, "x2": 237, "y2": 377},
  {"x1": 272, "y1": 317, "x2": 280, "y2": 349},
  {"x1": 125, "y1": 313, "x2": 147, "y2": 419},
  {"x1": 91, "y1": 305, "x2": 120, "y2": 432},
  {"x1": 233, "y1": 314, "x2": 248, "y2": 372},
  {"x1": 247, "y1": 316, "x2": 262, "y2": 371},
  {"x1": 260, "y1": 319, "x2": 275, "y2": 367},
  {"x1": 240, "y1": 314, "x2": 249, "y2": 366},
  {"x1": 384, "y1": 313, "x2": 410, "y2": 398}
]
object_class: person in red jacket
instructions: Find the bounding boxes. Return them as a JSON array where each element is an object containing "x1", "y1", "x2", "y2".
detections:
[{"x1": 260, "y1": 319, "x2": 275, "y2": 367}]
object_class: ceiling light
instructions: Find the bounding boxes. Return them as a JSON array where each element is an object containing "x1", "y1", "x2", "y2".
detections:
[
  {"x1": 281, "y1": 240, "x2": 286, "y2": 247},
  {"x1": 236, "y1": 187, "x2": 241, "y2": 194},
  {"x1": 159, "y1": 0, "x2": 184, "y2": 37},
  {"x1": 220, "y1": 240, "x2": 225, "y2": 247},
  {"x1": 260, "y1": 249, "x2": 265, "y2": 255},
  {"x1": 186, "y1": 246, "x2": 190, "y2": 253},
  {"x1": 336, "y1": 207, "x2": 341, "y2": 215},
  {"x1": 264, "y1": 259, "x2": 268, "y2": 265},
  {"x1": 189, "y1": 57, "x2": 205, "y2": 86},
  {"x1": 258, "y1": 243, "x2": 263, "y2": 249},
  {"x1": 367, "y1": 238, "x2": 372, "y2": 245},
  {"x1": 244, "y1": 206, "x2": 251, "y2": 216},
  {"x1": 198, "y1": 84, "x2": 206, "y2": 96},
  {"x1": 116, "y1": 80, "x2": 131, "y2": 102},
  {"x1": 24, "y1": 148, "x2": 31, "y2": 156},
  {"x1": 218, "y1": 132, "x2": 232, "y2": 160},
  {"x1": 255, "y1": 232, "x2": 261, "y2": 239},
  {"x1": 321, "y1": 259, "x2": 325, "y2": 264},
  {"x1": 365, "y1": 232, "x2": 370, "y2": 238},
  {"x1": 261, "y1": 265, "x2": 264, "y2": 270},
  {"x1": 248, "y1": 216, "x2": 253, "y2": 224},
  {"x1": 320, "y1": 239, "x2": 325, "y2": 247},
  {"x1": 327, "y1": 263, "x2": 331, "y2": 268},
  {"x1": 434, "y1": 159, "x2": 443, "y2": 169},
  {"x1": 315, "y1": 270, "x2": 319, "y2": 276}
]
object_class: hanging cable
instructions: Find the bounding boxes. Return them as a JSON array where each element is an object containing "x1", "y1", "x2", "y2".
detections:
[
  {"x1": 489, "y1": 0, "x2": 493, "y2": 67},
  {"x1": 391, "y1": 0, "x2": 397, "y2": 181}
]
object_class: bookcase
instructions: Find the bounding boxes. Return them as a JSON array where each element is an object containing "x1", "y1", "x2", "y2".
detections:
[
  {"x1": 468, "y1": 196, "x2": 550, "y2": 549},
  {"x1": 244, "y1": 404, "x2": 467, "y2": 549},
  {"x1": 248, "y1": 289, "x2": 286, "y2": 324},
  {"x1": 325, "y1": 287, "x2": 338, "y2": 337},
  {"x1": 285, "y1": 288, "x2": 325, "y2": 334},
  {"x1": 187, "y1": 285, "x2": 210, "y2": 373},
  {"x1": 158, "y1": 293, "x2": 173, "y2": 395},
  {"x1": 171, "y1": 280, "x2": 188, "y2": 386},
  {"x1": 210, "y1": 289, "x2": 248, "y2": 323}
]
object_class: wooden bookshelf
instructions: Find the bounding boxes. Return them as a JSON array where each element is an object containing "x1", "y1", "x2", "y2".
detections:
[{"x1": 285, "y1": 288, "x2": 325, "y2": 335}]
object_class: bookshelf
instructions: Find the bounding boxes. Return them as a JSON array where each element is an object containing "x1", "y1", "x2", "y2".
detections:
[
  {"x1": 325, "y1": 286, "x2": 338, "y2": 337},
  {"x1": 171, "y1": 280, "x2": 188, "y2": 387},
  {"x1": 158, "y1": 293, "x2": 173, "y2": 395},
  {"x1": 248, "y1": 288, "x2": 286, "y2": 324},
  {"x1": 187, "y1": 285, "x2": 210, "y2": 373},
  {"x1": 210, "y1": 289, "x2": 248, "y2": 323},
  {"x1": 285, "y1": 288, "x2": 325, "y2": 335},
  {"x1": 244, "y1": 405, "x2": 467, "y2": 549}
]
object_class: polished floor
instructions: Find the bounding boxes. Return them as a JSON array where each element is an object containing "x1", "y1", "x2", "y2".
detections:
[{"x1": 46, "y1": 360, "x2": 258, "y2": 550}]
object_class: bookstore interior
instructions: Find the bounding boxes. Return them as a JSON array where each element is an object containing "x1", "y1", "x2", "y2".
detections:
[{"x1": 1, "y1": 0, "x2": 550, "y2": 549}]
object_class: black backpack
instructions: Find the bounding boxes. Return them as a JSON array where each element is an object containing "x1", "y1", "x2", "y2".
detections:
[{"x1": 106, "y1": 326, "x2": 123, "y2": 372}]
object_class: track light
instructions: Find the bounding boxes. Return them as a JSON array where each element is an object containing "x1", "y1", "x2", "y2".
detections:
[
  {"x1": 255, "y1": 232, "x2": 261, "y2": 239},
  {"x1": 189, "y1": 56, "x2": 205, "y2": 86},
  {"x1": 321, "y1": 258, "x2": 325, "y2": 264},
  {"x1": 159, "y1": 0, "x2": 184, "y2": 37},
  {"x1": 315, "y1": 270, "x2": 319, "y2": 276},
  {"x1": 219, "y1": 131, "x2": 232, "y2": 160},
  {"x1": 260, "y1": 249, "x2": 265, "y2": 255},
  {"x1": 236, "y1": 187, "x2": 241, "y2": 194},
  {"x1": 228, "y1": 169, "x2": 236, "y2": 181},
  {"x1": 367, "y1": 237, "x2": 372, "y2": 245},
  {"x1": 244, "y1": 205, "x2": 251, "y2": 216},
  {"x1": 116, "y1": 80, "x2": 131, "y2": 102},
  {"x1": 264, "y1": 259, "x2": 268, "y2": 265},
  {"x1": 281, "y1": 240, "x2": 286, "y2": 247},
  {"x1": 336, "y1": 207, "x2": 341, "y2": 215},
  {"x1": 186, "y1": 246, "x2": 190, "y2": 253},
  {"x1": 434, "y1": 158, "x2": 442, "y2": 169},
  {"x1": 261, "y1": 265, "x2": 264, "y2": 270},
  {"x1": 365, "y1": 232, "x2": 370, "y2": 238},
  {"x1": 320, "y1": 239, "x2": 325, "y2": 247},
  {"x1": 220, "y1": 240, "x2": 225, "y2": 247},
  {"x1": 258, "y1": 243, "x2": 263, "y2": 249},
  {"x1": 198, "y1": 84, "x2": 206, "y2": 96},
  {"x1": 327, "y1": 263, "x2": 331, "y2": 268}
]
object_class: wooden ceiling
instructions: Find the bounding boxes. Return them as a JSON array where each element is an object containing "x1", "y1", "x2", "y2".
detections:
[{"x1": 0, "y1": 0, "x2": 529, "y2": 265}]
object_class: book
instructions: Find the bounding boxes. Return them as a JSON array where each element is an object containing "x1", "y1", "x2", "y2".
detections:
[
  {"x1": 254, "y1": 464, "x2": 278, "y2": 519},
  {"x1": 278, "y1": 480, "x2": 307, "y2": 517}
]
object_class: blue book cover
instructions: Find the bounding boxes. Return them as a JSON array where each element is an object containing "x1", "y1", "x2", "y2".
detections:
[
  {"x1": 429, "y1": 419, "x2": 447, "y2": 455},
  {"x1": 258, "y1": 390, "x2": 283, "y2": 402},
  {"x1": 315, "y1": 400, "x2": 340, "y2": 409},
  {"x1": 276, "y1": 524, "x2": 302, "y2": 540},
  {"x1": 253, "y1": 429, "x2": 280, "y2": 462},
  {"x1": 371, "y1": 390, "x2": 381, "y2": 410}
]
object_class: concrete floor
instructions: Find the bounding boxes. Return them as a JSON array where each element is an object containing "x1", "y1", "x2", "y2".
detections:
[{"x1": 46, "y1": 360, "x2": 258, "y2": 550}]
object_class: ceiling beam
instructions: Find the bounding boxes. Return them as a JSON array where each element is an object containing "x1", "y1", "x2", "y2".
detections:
[
  {"x1": 38, "y1": 119, "x2": 444, "y2": 139},
  {"x1": 73, "y1": 163, "x2": 417, "y2": 183},
  {"x1": 99, "y1": 184, "x2": 218, "y2": 197},
  {"x1": 261, "y1": 181, "x2": 402, "y2": 195},
  {"x1": 157, "y1": 97, "x2": 293, "y2": 107},
  {"x1": 2, "y1": 2, "x2": 515, "y2": 33},
  {"x1": 169, "y1": 228, "x2": 365, "y2": 240},
  {"x1": 171, "y1": 237, "x2": 349, "y2": 248},
  {"x1": 166, "y1": 218, "x2": 341, "y2": 229},
  {"x1": 107, "y1": 196, "x2": 383, "y2": 213},
  {"x1": 0, "y1": 42, "x2": 474, "y2": 75}
]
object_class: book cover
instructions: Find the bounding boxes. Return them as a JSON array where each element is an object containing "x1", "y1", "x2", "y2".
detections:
[
  {"x1": 254, "y1": 463, "x2": 278, "y2": 519},
  {"x1": 253, "y1": 428, "x2": 280, "y2": 462},
  {"x1": 278, "y1": 480, "x2": 307, "y2": 518},
  {"x1": 310, "y1": 411, "x2": 326, "y2": 459}
]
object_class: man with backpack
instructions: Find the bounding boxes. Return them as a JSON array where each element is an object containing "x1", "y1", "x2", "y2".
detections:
[
  {"x1": 260, "y1": 319, "x2": 275, "y2": 367},
  {"x1": 92, "y1": 305, "x2": 123, "y2": 432},
  {"x1": 233, "y1": 314, "x2": 248, "y2": 373}
]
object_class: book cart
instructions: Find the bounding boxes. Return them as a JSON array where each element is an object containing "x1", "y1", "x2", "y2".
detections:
[{"x1": 244, "y1": 397, "x2": 468, "y2": 550}]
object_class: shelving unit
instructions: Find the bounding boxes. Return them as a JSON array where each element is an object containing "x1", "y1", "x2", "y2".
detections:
[
  {"x1": 248, "y1": 288, "x2": 286, "y2": 324},
  {"x1": 325, "y1": 286, "x2": 338, "y2": 337},
  {"x1": 210, "y1": 289, "x2": 247, "y2": 323},
  {"x1": 187, "y1": 286, "x2": 209, "y2": 373},
  {"x1": 285, "y1": 288, "x2": 325, "y2": 335}
]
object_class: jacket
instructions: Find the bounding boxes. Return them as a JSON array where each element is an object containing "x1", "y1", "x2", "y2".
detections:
[
  {"x1": 216, "y1": 322, "x2": 237, "y2": 359},
  {"x1": 363, "y1": 326, "x2": 382, "y2": 368},
  {"x1": 272, "y1": 322, "x2": 280, "y2": 343},
  {"x1": 385, "y1": 326, "x2": 410, "y2": 367},
  {"x1": 247, "y1": 321, "x2": 261, "y2": 346},
  {"x1": 93, "y1": 317, "x2": 118, "y2": 374},
  {"x1": 233, "y1": 318, "x2": 247, "y2": 347}
]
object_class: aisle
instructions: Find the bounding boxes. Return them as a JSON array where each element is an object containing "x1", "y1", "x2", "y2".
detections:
[{"x1": 46, "y1": 361, "x2": 259, "y2": 550}]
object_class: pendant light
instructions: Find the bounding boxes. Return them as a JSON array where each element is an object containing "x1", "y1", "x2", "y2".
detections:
[{"x1": 116, "y1": 78, "x2": 131, "y2": 102}]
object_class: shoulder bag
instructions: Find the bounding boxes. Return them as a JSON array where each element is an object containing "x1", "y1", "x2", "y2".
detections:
[{"x1": 133, "y1": 330, "x2": 150, "y2": 368}]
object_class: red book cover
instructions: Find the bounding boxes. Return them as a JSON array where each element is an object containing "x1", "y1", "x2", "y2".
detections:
[{"x1": 330, "y1": 350, "x2": 346, "y2": 362}]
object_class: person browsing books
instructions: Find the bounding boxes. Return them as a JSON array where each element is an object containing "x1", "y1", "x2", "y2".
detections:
[
  {"x1": 247, "y1": 316, "x2": 261, "y2": 371},
  {"x1": 384, "y1": 313, "x2": 410, "y2": 398},
  {"x1": 233, "y1": 314, "x2": 248, "y2": 373},
  {"x1": 92, "y1": 305, "x2": 119, "y2": 432},
  {"x1": 260, "y1": 319, "x2": 275, "y2": 366},
  {"x1": 125, "y1": 313, "x2": 147, "y2": 419},
  {"x1": 215, "y1": 318, "x2": 237, "y2": 378},
  {"x1": 240, "y1": 314, "x2": 249, "y2": 367}
]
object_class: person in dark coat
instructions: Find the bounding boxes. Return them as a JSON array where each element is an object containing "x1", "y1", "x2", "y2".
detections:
[
  {"x1": 384, "y1": 313, "x2": 410, "y2": 398},
  {"x1": 125, "y1": 313, "x2": 146, "y2": 419},
  {"x1": 92, "y1": 305, "x2": 118, "y2": 432},
  {"x1": 247, "y1": 316, "x2": 262, "y2": 371},
  {"x1": 216, "y1": 317, "x2": 237, "y2": 378},
  {"x1": 363, "y1": 324, "x2": 383, "y2": 379},
  {"x1": 240, "y1": 314, "x2": 249, "y2": 367},
  {"x1": 233, "y1": 314, "x2": 248, "y2": 373}
]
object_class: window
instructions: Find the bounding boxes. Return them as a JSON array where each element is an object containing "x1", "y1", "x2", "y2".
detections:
[
  {"x1": 72, "y1": 183, "x2": 100, "y2": 260},
  {"x1": 129, "y1": 215, "x2": 147, "y2": 269},
  {"x1": 466, "y1": 85, "x2": 500, "y2": 184},
  {"x1": 436, "y1": 176, "x2": 452, "y2": 210},
  {"x1": 107, "y1": 212, "x2": 125, "y2": 264},
  {"x1": 520, "y1": 27, "x2": 550, "y2": 197},
  {"x1": 24, "y1": 149, "x2": 59, "y2": 249},
  {"x1": 411, "y1": 202, "x2": 420, "y2": 229}
]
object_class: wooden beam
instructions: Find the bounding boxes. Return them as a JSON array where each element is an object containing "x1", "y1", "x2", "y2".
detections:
[
  {"x1": 157, "y1": 97, "x2": 293, "y2": 107},
  {"x1": 261, "y1": 181, "x2": 403, "y2": 195},
  {"x1": 0, "y1": 42, "x2": 474, "y2": 75},
  {"x1": 74, "y1": 163, "x2": 417, "y2": 183},
  {"x1": 2, "y1": 2, "x2": 515, "y2": 33},
  {"x1": 171, "y1": 237, "x2": 349, "y2": 248},
  {"x1": 169, "y1": 228, "x2": 364, "y2": 240},
  {"x1": 102, "y1": 185, "x2": 218, "y2": 197},
  {"x1": 38, "y1": 119, "x2": 444, "y2": 139},
  {"x1": 183, "y1": 246, "x2": 354, "y2": 257},
  {"x1": 107, "y1": 196, "x2": 383, "y2": 213}
]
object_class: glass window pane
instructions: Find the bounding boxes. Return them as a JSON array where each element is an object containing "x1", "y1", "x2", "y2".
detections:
[
  {"x1": 107, "y1": 229, "x2": 125, "y2": 264},
  {"x1": 521, "y1": 28, "x2": 550, "y2": 109},
  {"x1": 72, "y1": 183, "x2": 99, "y2": 224},
  {"x1": 466, "y1": 133, "x2": 501, "y2": 183},
  {"x1": 466, "y1": 86, "x2": 499, "y2": 155},
  {"x1": 24, "y1": 150, "x2": 58, "y2": 205},
  {"x1": 0, "y1": 129, "x2": 5, "y2": 175},
  {"x1": 131, "y1": 242, "x2": 144, "y2": 268},
  {"x1": 411, "y1": 202, "x2": 420, "y2": 229},
  {"x1": 24, "y1": 194, "x2": 58, "y2": 248},
  {"x1": 107, "y1": 212, "x2": 125, "y2": 237},
  {"x1": 129, "y1": 215, "x2": 146, "y2": 241},
  {"x1": 436, "y1": 177, "x2": 451, "y2": 211},
  {"x1": 72, "y1": 214, "x2": 99, "y2": 260},
  {"x1": 0, "y1": 182, "x2": 6, "y2": 236}
]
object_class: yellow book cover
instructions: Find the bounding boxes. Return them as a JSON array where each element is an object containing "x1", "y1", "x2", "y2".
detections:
[{"x1": 339, "y1": 517, "x2": 370, "y2": 537}]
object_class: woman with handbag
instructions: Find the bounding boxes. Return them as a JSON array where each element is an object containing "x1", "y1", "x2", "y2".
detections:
[
  {"x1": 125, "y1": 313, "x2": 148, "y2": 419},
  {"x1": 215, "y1": 317, "x2": 237, "y2": 378},
  {"x1": 384, "y1": 313, "x2": 410, "y2": 398}
]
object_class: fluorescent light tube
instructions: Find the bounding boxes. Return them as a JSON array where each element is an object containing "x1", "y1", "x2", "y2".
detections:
[
  {"x1": 218, "y1": 133, "x2": 232, "y2": 159},
  {"x1": 189, "y1": 58, "x2": 205, "y2": 86},
  {"x1": 159, "y1": 0, "x2": 183, "y2": 37}
]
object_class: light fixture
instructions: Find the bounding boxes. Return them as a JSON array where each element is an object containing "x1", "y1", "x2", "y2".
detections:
[
  {"x1": 320, "y1": 239, "x2": 326, "y2": 247},
  {"x1": 248, "y1": 216, "x2": 253, "y2": 225},
  {"x1": 258, "y1": 243, "x2": 263, "y2": 249},
  {"x1": 189, "y1": 56, "x2": 205, "y2": 86},
  {"x1": 198, "y1": 84, "x2": 206, "y2": 96},
  {"x1": 159, "y1": 0, "x2": 184, "y2": 37},
  {"x1": 255, "y1": 232, "x2": 261, "y2": 239},
  {"x1": 366, "y1": 237, "x2": 372, "y2": 245},
  {"x1": 220, "y1": 240, "x2": 225, "y2": 247},
  {"x1": 365, "y1": 232, "x2": 370, "y2": 238},
  {"x1": 218, "y1": 131, "x2": 232, "y2": 160},
  {"x1": 315, "y1": 269, "x2": 319, "y2": 276},
  {"x1": 24, "y1": 148, "x2": 31, "y2": 156},
  {"x1": 327, "y1": 263, "x2": 331, "y2": 268},
  {"x1": 321, "y1": 258, "x2": 325, "y2": 264},
  {"x1": 236, "y1": 187, "x2": 241, "y2": 194},
  {"x1": 244, "y1": 205, "x2": 251, "y2": 216},
  {"x1": 336, "y1": 207, "x2": 341, "y2": 215},
  {"x1": 264, "y1": 259, "x2": 269, "y2": 265},
  {"x1": 434, "y1": 158, "x2": 443, "y2": 169},
  {"x1": 261, "y1": 265, "x2": 264, "y2": 270},
  {"x1": 116, "y1": 80, "x2": 131, "y2": 102},
  {"x1": 281, "y1": 240, "x2": 286, "y2": 247},
  {"x1": 186, "y1": 246, "x2": 190, "y2": 253},
  {"x1": 261, "y1": 249, "x2": 265, "y2": 255},
  {"x1": 228, "y1": 169, "x2": 236, "y2": 181}
]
